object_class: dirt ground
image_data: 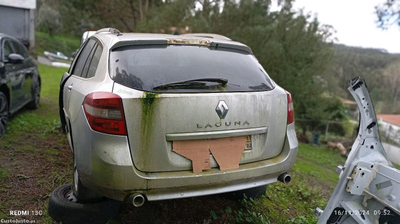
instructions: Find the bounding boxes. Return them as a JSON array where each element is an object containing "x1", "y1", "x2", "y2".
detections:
[
  {"x1": 0, "y1": 122, "x2": 243, "y2": 224},
  {"x1": 0, "y1": 128, "x2": 68, "y2": 221}
]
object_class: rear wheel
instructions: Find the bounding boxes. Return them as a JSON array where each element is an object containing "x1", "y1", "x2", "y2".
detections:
[
  {"x1": 26, "y1": 81, "x2": 40, "y2": 109},
  {"x1": 48, "y1": 183, "x2": 121, "y2": 224},
  {"x1": 223, "y1": 185, "x2": 267, "y2": 200},
  {"x1": 0, "y1": 92, "x2": 9, "y2": 139}
]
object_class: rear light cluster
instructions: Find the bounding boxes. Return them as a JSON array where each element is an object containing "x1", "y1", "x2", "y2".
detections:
[
  {"x1": 285, "y1": 91, "x2": 294, "y2": 124},
  {"x1": 83, "y1": 92, "x2": 126, "y2": 135}
]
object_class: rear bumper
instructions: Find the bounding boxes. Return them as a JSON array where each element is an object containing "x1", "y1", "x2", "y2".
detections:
[
  {"x1": 74, "y1": 108, "x2": 298, "y2": 201},
  {"x1": 82, "y1": 169, "x2": 283, "y2": 201}
]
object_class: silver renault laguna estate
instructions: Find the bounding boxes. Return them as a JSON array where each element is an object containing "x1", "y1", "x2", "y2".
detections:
[{"x1": 57, "y1": 28, "x2": 298, "y2": 209}]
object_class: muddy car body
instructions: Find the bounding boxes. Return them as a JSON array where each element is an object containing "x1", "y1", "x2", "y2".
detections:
[{"x1": 59, "y1": 28, "x2": 298, "y2": 203}]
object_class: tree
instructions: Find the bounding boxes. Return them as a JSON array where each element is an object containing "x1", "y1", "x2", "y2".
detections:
[
  {"x1": 57, "y1": 0, "x2": 97, "y2": 36},
  {"x1": 37, "y1": 4, "x2": 62, "y2": 36},
  {"x1": 136, "y1": 0, "x2": 196, "y2": 33},
  {"x1": 188, "y1": 0, "x2": 335, "y2": 133},
  {"x1": 321, "y1": 44, "x2": 400, "y2": 114},
  {"x1": 93, "y1": 0, "x2": 163, "y2": 32},
  {"x1": 376, "y1": 0, "x2": 400, "y2": 29},
  {"x1": 37, "y1": 0, "x2": 345, "y2": 133},
  {"x1": 382, "y1": 60, "x2": 400, "y2": 103}
]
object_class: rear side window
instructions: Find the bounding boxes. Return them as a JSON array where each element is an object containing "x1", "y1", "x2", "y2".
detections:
[
  {"x1": 72, "y1": 39, "x2": 96, "y2": 77},
  {"x1": 110, "y1": 45, "x2": 275, "y2": 92},
  {"x1": 81, "y1": 44, "x2": 97, "y2": 78},
  {"x1": 86, "y1": 45, "x2": 103, "y2": 78}
]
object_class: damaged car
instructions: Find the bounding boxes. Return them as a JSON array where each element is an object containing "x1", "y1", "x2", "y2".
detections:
[
  {"x1": 49, "y1": 28, "x2": 298, "y2": 223},
  {"x1": 317, "y1": 77, "x2": 400, "y2": 224}
]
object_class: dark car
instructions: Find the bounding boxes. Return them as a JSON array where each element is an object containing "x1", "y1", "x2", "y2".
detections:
[{"x1": 0, "y1": 33, "x2": 41, "y2": 138}]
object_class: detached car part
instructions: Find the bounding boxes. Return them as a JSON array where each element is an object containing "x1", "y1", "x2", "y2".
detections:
[{"x1": 317, "y1": 77, "x2": 400, "y2": 224}]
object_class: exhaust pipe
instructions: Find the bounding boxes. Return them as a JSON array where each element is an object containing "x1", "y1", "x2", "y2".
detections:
[
  {"x1": 278, "y1": 173, "x2": 292, "y2": 184},
  {"x1": 130, "y1": 193, "x2": 145, "y2": 207}
]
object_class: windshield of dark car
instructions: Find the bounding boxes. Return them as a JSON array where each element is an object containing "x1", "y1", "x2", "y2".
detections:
[{"x1": 110, "y1": 44, "x2": 275, "y2": 93}]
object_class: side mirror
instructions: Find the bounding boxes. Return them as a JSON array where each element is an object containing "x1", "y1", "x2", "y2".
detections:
[{"x1": 7, "y1": 53, "x2": 25, "y2": 63}]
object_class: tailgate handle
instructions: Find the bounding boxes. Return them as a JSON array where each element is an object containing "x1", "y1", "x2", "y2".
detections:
[
  {"x1": 166, "y1": 127, "x2": 268, "y2": 141},
  {"x1": 67, "y1": 84, "x2": 73, "y2": 90}
]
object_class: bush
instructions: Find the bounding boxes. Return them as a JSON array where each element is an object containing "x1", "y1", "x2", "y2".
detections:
[
  {"x1": 37, "y1": 4, "x2": 62, "y2": 36},
  {"x1": 35, "y1": 32, "x2": 80, "y2": 56}
]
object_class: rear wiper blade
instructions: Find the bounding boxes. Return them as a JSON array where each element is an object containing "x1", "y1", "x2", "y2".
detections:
[{"x1": 153, "y1": 78, "x2": 228, "y2": 90}]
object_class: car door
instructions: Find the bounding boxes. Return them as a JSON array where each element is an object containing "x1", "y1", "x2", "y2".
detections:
[
  {"x1": 317, "y1": 77, "x2": 400, "y2": 224},
  {"x1": 63, "y1": 39, "x2": 97, "y2": 122},
  {"x1": 2, "y1": 39, "x2": 25, "y2": 112},
  {"x1": 11, "y1": 40, "x2": 35, "y2": 105}
]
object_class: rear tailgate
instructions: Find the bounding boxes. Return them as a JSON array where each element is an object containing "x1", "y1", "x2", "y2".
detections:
[{"x1": 114, "y1": 83, "x2": 288, "y2": 172}]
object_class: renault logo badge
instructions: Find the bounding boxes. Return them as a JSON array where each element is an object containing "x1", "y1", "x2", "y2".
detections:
[{"x1": 215, "y1": 101, "x2": 229, "y2": 119}]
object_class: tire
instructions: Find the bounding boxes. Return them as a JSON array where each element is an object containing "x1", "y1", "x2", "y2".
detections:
[
  {"x1": 223, "y1": 185, "x2": 267, "y2": 200},
  {"x1": 48, "y1": 183, "x2": 121, "y2": 224},
  {"x1": 0, "y1": 92, "x2": 9, "y2": 139},
  {"x1": 26, "y1": 81, "x2": 40, "y2": 109}
]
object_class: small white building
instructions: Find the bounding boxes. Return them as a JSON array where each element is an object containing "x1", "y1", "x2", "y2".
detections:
[
  {"x1": 377, "y1": 114, "x2": 400, "y2": 145},
  {"x1": 0, "y1": 0, "x2": 36, "y2": 51}
]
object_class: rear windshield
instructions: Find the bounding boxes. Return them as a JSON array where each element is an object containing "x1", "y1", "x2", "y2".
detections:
[{"x1": 110, "y1": 45, "x2": 275, "y2": 93}]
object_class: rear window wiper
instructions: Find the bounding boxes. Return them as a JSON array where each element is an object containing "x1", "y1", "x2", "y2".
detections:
[{"x1": 153, "y1": 78, "x2": 228, "y2": 90}]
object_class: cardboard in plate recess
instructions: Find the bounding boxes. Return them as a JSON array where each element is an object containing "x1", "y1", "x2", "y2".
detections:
[
  {"x1": 172, "y1": 139, "x2": 211, "y2": 173},
  {"x1": 209, "y1": 136, "x2": 246, "y2": 170},
  {"x1": 173, "y1": 136, "x2": 247, "y2": 173}
]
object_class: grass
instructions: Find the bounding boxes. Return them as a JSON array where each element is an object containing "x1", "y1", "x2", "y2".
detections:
[
  {"x1": 294, "y1": 160, "x2": 338, "y2": 183},
  {"x1": 297, "y1": 144, "x2": 346, "y2": 169},
  {"x1": 35, "y1": 31, "x2": 80, "y2": 57},
  {"x1": 210, "y1": 143, "x2": 347, "y2": 223},
  {"x1": 0, "y1": 166, "x2": 10, "y2": 184},
  {"x1": 45, "y1": 148, "x2": 59, "y2": 156},
  {"x1": 5, "y1": 64, "x2": 66, "y2": 138},
  {"x1": 38, "y1": 64, "x2": 68, "y2": 104}
]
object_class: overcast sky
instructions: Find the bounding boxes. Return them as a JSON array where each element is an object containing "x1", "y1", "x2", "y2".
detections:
[{"x1": 292, "y1": 0, "x2": 400, "y2": 53}]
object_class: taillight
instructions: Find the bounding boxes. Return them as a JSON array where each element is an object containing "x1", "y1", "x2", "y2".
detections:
[
  {"x1": 83, "y1": 92, "x2": 126, "y2": 135},
  {"x1": 285, "y1": 91, "x2": 294, "y2": 124}
]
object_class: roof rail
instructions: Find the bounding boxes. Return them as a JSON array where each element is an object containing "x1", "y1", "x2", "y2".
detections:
[
  {"x1": 182, "y1": 33, "x2": 231, "y2": 41},
  {"x1": 96, "y1": 28, "x2": 122, "y2": 36}
]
